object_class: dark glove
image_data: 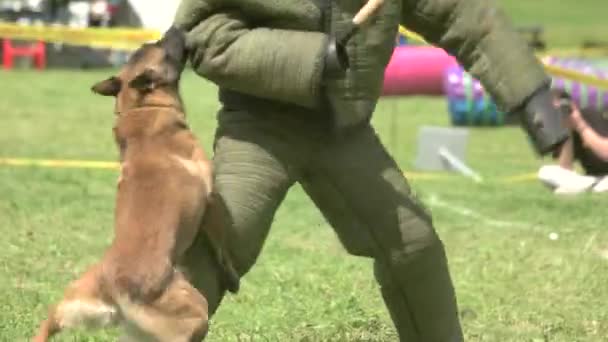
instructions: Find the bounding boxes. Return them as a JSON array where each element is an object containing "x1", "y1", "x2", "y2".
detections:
[{"x1": 515, "y1": 85, "x2": 570, "y2": 156}]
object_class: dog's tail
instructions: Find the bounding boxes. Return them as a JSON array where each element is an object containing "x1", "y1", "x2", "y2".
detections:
[
  {"x1": 198, "y1": 192, "x2": 241, "y2": 293},
  {"x1": 214, "y1": 247, "x2": 240, "y2": 294}
]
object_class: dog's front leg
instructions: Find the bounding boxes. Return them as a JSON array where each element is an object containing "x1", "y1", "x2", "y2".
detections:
[
  {"x1": 32, "y1": 314, "x2": 59, "y2": 342},
  {"x1": 32, "y1": 264, "x2": 118, "y2": 341}
]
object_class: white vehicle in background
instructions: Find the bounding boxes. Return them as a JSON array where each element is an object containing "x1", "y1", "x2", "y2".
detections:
[{"x1": 125, "y1": 0, "x2": 179, "y2": 32}]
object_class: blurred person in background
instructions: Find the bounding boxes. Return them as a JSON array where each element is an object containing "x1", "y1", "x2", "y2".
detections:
[
  {"x1": 538, "y1": 90, "x2": 608, "y2": 194},
  {"x1": 88, "y1": 0, "x2": 110, "y2": 26}
]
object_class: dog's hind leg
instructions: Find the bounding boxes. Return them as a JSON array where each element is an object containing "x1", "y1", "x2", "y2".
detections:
[
  {"x1": 118, "y1": 271, "x2": 209, "y2": 342},
  {"x1": 33, "y1": 264, "x2": 119, "y2": 342}
]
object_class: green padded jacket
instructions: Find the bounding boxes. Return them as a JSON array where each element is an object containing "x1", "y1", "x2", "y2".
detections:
[{"x1": 174, "y1": 0, "x2": 549, "y2": 126}]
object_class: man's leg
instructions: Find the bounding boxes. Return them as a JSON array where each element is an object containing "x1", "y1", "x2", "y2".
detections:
[
  {"x1": 558, "y1": 137, "x2": 575, "y2": 170},
  {"x1": 180, "y1": 108, "x2": 296, "y2": 315},
  {"x1": 299, "y1": 125, "x2": 463, "y2": 341}
]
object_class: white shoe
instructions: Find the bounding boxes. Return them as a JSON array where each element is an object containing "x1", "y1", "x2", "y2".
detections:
[
  {"x1": 592, "y1": 176, "x2": 608, "y2": 193},
  {"x1": 554, "y1": 185, "x2": 593, "y2": 195},
  {"x1": 538, "y1": 165, "x2": 597, "y2": 194},
  {"x1": 538, "y1": 165, "x2": 563, "y2": 189}
]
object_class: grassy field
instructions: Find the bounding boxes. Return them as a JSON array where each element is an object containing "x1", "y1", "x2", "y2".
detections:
[
  {"x1": 2, "y1": 2, "x2": 608, "y2": 341},
  {"x1": 499, "y1": 0, "x2": 608, "y2": 47}
]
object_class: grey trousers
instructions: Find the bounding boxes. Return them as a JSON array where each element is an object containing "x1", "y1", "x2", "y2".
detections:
[{"x1": 180, "y1": 105, "x2": 464, "y2": 341}]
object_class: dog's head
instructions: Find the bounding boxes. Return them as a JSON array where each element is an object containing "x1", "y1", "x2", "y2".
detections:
[{"x1": 91, "y1": 26, "x2": 188, "y2": 113}]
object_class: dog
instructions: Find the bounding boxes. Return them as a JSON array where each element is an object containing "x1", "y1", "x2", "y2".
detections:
[{"x1": 33, "y1": 27, "x2": 238, "y2": 342}]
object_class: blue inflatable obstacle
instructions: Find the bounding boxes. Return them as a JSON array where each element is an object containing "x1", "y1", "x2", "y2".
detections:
[
  {"x1": 443, "y1": 57, "x2": 608, "y2": 127},
  {"x1": 443, "y1": 65, "x2": 507, "y2": 126}
]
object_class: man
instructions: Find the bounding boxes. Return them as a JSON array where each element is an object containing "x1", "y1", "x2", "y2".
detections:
[
  {"x1": 171, "y1": 1, "x2": 569, "y2": 340},
  {"x1": 538, "y1": 91, "x2": 608, "y2": 194}
]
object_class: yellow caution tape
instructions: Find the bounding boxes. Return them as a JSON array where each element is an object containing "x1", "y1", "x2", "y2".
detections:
[
  {"x1": 398, "y1": 26, "x2": 427, "y2": 45},
  {"x1": 2, "y1": 21, "x2": 607, "y2": 85},
  {"x1": 541, "y1": 47, "x2": 608, "y2": 58},
  {"x1": 0, "y1": 157, "x2": 540, "y2": 183},
  {"x1": 403, "y1": 171, "x2": 451, "y2": 180},
  {"x1": 0, "y1": 24, "x2": 591, "y2": 183},
  {"x1": 399, "y1": 25, "x2": 608, "y2": 57},
  {"x1": 543, "y1": 63, "x2": 608, "y2": 90},
  {"x1": 0, "y1": 157, "x2": 453, "y2": 180},
  {"x1": 0, "y1": 158, "x2": 119, "y2": 170},
  {"x1": 0, "y1": 23, "x2": 161, "y2": 50},
  {"x1": 2, "y1": 21, "x2": 607, "y2": 58},
  {"x1": 500, "y1": 172, "x2": 538, "y2": 183}
]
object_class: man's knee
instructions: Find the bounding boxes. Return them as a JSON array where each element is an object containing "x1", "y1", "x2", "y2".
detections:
[
  {"x1": 367, "y1": 189, "x2": 443, "y2": 275},
  {"x1": 180, "y1": 226, "x2": 261, "y2": 293},
  {"x1": 229, "y1": 244, "x2": 263, "y2": 278},
  {"x1": 348, "y1": 159, "x2": 439, "y2": 261},
  {"x1": 341, "y1": 214, "x2": 440, "y2": 263},
  {"x1": 373, "y1": 235, "x2": 448, "y2": 287},
  {"x1": 383, "y1": 192, "x2": 441, "y2": 264}
]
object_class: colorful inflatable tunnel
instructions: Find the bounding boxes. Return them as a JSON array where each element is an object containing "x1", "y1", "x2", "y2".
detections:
[
  {"x1": 444, "y1": 57, "x2": 608, "y2": 126},
  {"x1": 443, "y1": 65, "x2": 508, "y2": 126},
  {"x1": 544, "y1": 57, "x2": 608, "y2": 111},
  {"x1": 382, "y1": 46, "x2": 458, "y2": 96}
]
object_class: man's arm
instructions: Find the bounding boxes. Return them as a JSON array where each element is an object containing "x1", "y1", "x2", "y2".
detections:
[
  {"x1": 401, "y1": 0, "x2": 568, "y2": 154},
  {"x1": 401, "y1": 0, "x2": 546, "y2": 112},
  {"x1": 173, "y1": 0, "x2": 333, "y2": 109},
  {"x1": 182, "y1": 12, "x2": 327, "y2": 109},
  {"x1": 571, "y1": 109, "x2": 608, "y2": 161},
  {"x1": 173, "y1": 0, "x2": 218, "y2": 31}
]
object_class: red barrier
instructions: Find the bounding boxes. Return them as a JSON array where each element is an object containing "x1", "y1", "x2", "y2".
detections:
[{"x1": 2, "y1": 39, "x2": 46, "y2": 70}]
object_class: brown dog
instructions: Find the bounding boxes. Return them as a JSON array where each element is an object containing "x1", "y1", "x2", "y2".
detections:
[{"x1": 33, "y1": 28, "x2": 237, "y2": 342}]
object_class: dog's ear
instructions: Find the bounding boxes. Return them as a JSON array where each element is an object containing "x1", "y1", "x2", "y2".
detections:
[
  {"x1": 129, "y1": 68, "x2": 165, "y2": 91},
  {"x1": 91, "y1": 77, "x2": 122, "y2": 96}
]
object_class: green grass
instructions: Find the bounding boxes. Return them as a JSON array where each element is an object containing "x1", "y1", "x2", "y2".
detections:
[
  {"x1": 499, "y1": 0, "x2": 608, "y2": 47},
  {"x1": 2, "y1": 68, "x2": 608, "y2": 341},
  {"x1": 2, "y1": 2, "x2": 608, "y2": 340}
]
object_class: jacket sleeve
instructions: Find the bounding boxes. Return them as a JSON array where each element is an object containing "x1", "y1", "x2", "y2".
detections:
[
  {"x1": 401, "y1": 0, "x2": 550, "y2": 112},
  {"x1": 173, "y1": 4, "x2": 327, "y2": 109}
]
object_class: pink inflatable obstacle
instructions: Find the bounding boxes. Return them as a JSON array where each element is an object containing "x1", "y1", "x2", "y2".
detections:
[{"x1": 382, "y1": 46, "x2": 458, "y2": 96}]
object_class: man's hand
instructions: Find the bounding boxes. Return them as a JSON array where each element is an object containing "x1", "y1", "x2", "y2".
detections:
[
  {"x1": 323, "y1": 0, "x2": 384, "y2": 80},
  {"x1": 516, "y1": 86, "x2": 570, "y2": 156},
  {"x1": 567, "y1": 106, "x2": 587, "y2": 132}
]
